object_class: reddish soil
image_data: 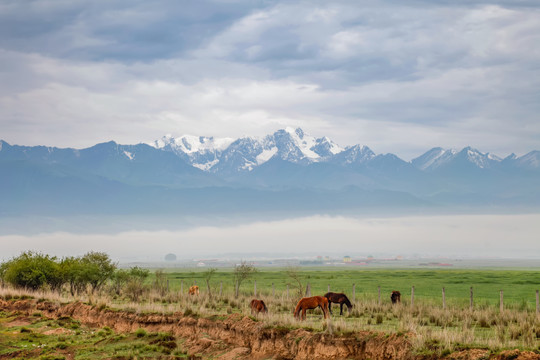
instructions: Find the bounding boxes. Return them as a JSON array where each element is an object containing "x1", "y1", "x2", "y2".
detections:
[{"x1": 1, "y1": 299, "x2": 538, "y2": 360}]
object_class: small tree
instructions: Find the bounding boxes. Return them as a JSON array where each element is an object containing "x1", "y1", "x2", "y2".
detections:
[
  {"x1": 79, "y1": 252, "x2": 116, "y2": 294},
  {"x1": 124, "y1": 267, "x2": 150, "y2": 301},
  {"x1": 233, "y1": 261, "x2": 257, "y2": 297},
  {"x1": 111, "y1": 269, "x2": 130, "y2": 296},
  {"x1": 164, "y1": 253, "x2": 177, "y2": 261},
  {"x1": 153, "y1": 270, "x2": 168, "y2": 296},
  {"x1": 286, "y1": 266, "x2": 305, "y2": 299},
  {"x1": 203, "y1": 268, "x2": 217, "y2": 298},
  {"x1": 60, "y1": 256, "x2": 86, "y2": 295}
]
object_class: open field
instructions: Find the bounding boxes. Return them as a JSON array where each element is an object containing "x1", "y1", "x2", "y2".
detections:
[{"x1": 161, "y1": 269, "x2": 540, "y2": 310}]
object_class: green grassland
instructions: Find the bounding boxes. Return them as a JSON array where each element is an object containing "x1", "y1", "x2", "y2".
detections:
[
  {"x1": 163, "y1": 269, "x2": 540, "y2": 310},
  {"x1": 0, "y1": 310, "x2": 190, "y2": 359}
]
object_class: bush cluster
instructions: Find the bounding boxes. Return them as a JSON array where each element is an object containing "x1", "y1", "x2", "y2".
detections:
[{"x1": 0, "y1": 251, "x2": 116, "y2": 294}]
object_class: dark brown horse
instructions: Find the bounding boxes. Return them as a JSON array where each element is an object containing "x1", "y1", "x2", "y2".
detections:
[
  {"x1": 323, "y1": 292, "x2": 353, "y2": 315},
  {"x1": 250, "y1": 299, "x2": 268, "y2": 315},
  {"x1": 391, "y1": 290, "x2": 401, "y2": 304},
  {"x1": 293, "y1": 296, "x2": 330, "y2": 320}
]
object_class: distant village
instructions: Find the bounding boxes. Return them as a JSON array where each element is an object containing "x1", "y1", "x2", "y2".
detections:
[{"x1": 123, "y1": 254, "x2": 455, "y2": 268}]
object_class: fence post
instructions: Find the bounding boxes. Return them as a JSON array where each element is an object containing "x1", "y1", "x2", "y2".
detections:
[
  {"x1": 181, "y1": 280, "x2": 183, "y2": 294},
  {"x1": 411, "y1": 286, "x2": 415, "y2": 308},
  {"x1": 167, "y1": 279, "x2": 169, "y2": 292},
  {"x1": 272, "y1": 283, "x2": 275, "y2": 297},
  {"x1": 219, "y1": 281, "x2": 223, "y2": 297},
  {"x1": 378, "y1": 286, "x2": 381, "y2": 306},
  {"x1": 254, "y1": 280, "x2": 257, "y2": 297},
  {"x1": 442, "y1": 287, "x2": 446, "y2": 310},
  {"x1": 470, "y1": 287, "x2": 474, "y2": 311},
  {"x1": 287, "y1": 285, "x2": 289, "y2": 300},
  {"x1": 500, "y1": 290, "x2": 504, "y2": 313},
  {"x1": 328, "y1": 284, "x2": 330, "y2": 293},
  {"x1": 536, "y1": 290, "x2": 540, "y2": 315},
  {"x1": 305, "y1": 283, "x2": 311, "y2": 297},
  {"x1": 352, "y1": 284, "x2": 356, "y2": 303}
]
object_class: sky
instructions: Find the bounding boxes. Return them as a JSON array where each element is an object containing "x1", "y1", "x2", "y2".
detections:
[
  {"x1": 1, "y1": 0, "x2": 539, "y2": 160},
  {"x1": 1, "y1": 214, "x2": 539, "y2": 261}
]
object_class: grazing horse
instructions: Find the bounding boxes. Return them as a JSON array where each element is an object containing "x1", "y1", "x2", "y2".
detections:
[
  {"x1": 188, "y1": 285, "x2": 199, "y2": 295},
  {"x1": 250, "y1": 299, "x2": 268, "y2": 315},
  {"x1": 293, "y1": 296, "x2": 330, "y2": 320},
  {"x1": 323, "y1": 292, "x2": 353, "y2": 315},
  {"x1": 391, "y1": 290, "x2": 401, "y2": 304}
]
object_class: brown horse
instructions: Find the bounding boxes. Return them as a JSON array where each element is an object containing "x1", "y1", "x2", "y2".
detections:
[
  {"x1": 323, "y1": 292, "x2": 353, "y2": 315},
  {"x1": 188, "y1": 285, "x2": 199, "y2": 295},
  {"x1": 293, "y1": 296, "x2": 330, "y2": 320},
  {"x1": 391, "y1": 290, "x2": 401, "y2": 304},
  {"x1": 250, "y1": 299, "x2": 268, "y2": 315}
]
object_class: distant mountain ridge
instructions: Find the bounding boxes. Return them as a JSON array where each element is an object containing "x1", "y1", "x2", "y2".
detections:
[
  {"x1": 149, "y1": 127, "x2": 539, "y2": 174},
  {"x1": 1, "y1": 128, "x2": 539, "y2": 217}
]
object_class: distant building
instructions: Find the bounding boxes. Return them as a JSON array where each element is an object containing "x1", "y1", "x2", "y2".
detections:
[
  {"x1": 324, "y1": 256, "x2": 330, "y2": 261},
  {"x1": 343, "y1": 256, "x2": 351, "y2": 263}
]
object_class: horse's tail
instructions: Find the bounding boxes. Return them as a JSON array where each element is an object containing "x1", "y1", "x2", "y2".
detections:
[
  {"x1": 322, "y1": 297, "x2": 330, "y2": 318},
  {"x1": 261, "y1": 300, "x2": 268, "y2": 313},
  {"x1": 293, "y1": 300, "x2": 302, "y2": 319}
]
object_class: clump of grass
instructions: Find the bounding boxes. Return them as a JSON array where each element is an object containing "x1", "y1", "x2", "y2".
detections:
[{"x1": 135, "y1": 328, "x2": 147, "y2": 338}]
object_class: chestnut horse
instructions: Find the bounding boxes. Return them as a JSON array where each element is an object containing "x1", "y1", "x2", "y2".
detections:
[
  {"x1": 188, "y1": 285, "x2": 199, "y2": 295},
  {"x1": 323, "y1": 292, "x2": 353, "y2": 315},
  {"x1": 391, "y1": 290, "x2": 401, "y2": 304},
  {"x1": 250, "y1": 299, "x2": 268, "y2": 315},
  {"x1": 293, "y1": 296, "x2": 330, "y2": 320}
]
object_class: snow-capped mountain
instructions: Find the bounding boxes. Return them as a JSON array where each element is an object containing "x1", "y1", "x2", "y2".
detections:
[
  {"x1": 331, "y1": 144, "x2": 376, "y2": 166},
  {"x1": 411, "y1": 146, "x2": 502, "y2": 171},
  {"x1": 148, "y1": 129, "x2": 539, "y2": 177},
  {"x1": 150, "y1": 134, "x2": 234, "y2": 171},
  {"x1": 1, "y1": 132, "x2": 539, "y2": 218},
  {"x1": 150, "y1": 127, "x2": 344, "y2": 173}
]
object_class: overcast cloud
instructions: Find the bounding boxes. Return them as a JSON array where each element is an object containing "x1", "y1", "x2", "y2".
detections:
[{"x1": 1, "y1": 0, "x2": 539, "y2": 159}]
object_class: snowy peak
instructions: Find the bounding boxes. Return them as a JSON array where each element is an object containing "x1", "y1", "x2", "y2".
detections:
[
  {"x1": 150, "y1": 134, "x2": 235, "y2": 171},
  {"x1": 457, "y1": 146, "x2": 501, "y2": 169},
  {"x1": 151, "y1": 134, "x2": 234, "y2": 154},
  {"x1": 150, "y1": 128, "x2": 346, "y2": 172},
  {"x1": 273, "y1": 127, "x2": 343, "y2": 162},
  {"x1": 332, "y1": 144, "x2": 375, "y2": 166},
  {"x1": 515, "y1": 150, "x2": 540, "y2": 169},
  {"x1": 412, "y1": 147, "x2": 502, "y2": 171},
  {"x1": 411, "y1": 147, "x2": 456, "y2": 171}
]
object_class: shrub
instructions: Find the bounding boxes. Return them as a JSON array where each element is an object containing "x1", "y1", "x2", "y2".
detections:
[
  {"x1": 1, "y1": 251, "x2": 63, "y2": 291},
  {"x1": 135, "y1": 328, "x2": 147, "y2": 338}
]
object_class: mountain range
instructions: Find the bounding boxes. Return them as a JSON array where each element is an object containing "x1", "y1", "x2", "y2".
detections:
[{"x1": 1, "y1": 127, "x2": 539, "y2": 217}]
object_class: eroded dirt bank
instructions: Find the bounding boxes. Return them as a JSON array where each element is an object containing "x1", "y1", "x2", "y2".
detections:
[{"x1": 1, "y1": 299, "x2": 537, "y2": 360}]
